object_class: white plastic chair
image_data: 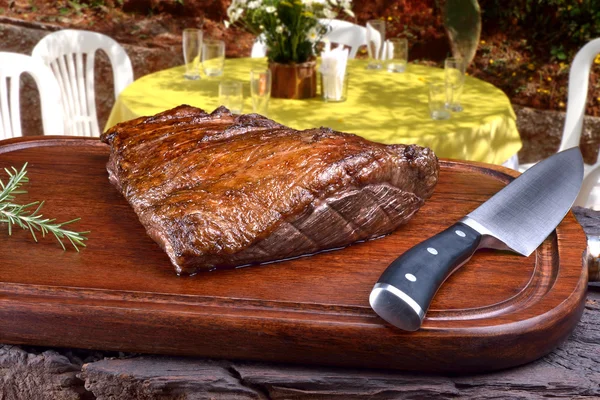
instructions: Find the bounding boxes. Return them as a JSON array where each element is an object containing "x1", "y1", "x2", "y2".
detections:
[
  {"x1": 250, "y1": 19, "x2": 367, "y2": 59},
  {"x1": 320, "y1": 19, "x2": 367, "y2": 59},
  {"x1": 515, "y1": 38, "x2": 600, "y2": 208},
  {"x1": 32, "y1": 29, "x2": 134, "y2": 137},
  {"x1": 0, "y1": 52, "x2": 64, "y2": 139}
]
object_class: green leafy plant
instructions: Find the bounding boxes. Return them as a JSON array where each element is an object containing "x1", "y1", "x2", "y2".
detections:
[
  {"x1": 479, "y1": 0, "x2": 600, "y2": 61},
  {"x1": 225, "y1": 0, "x2": 354, "y2": 64},
  {"x1": 0, "y1": 163, "x2": 88, "y2": 251},
  {"x1": 550, "y1": 44, "x2": 567, "y2": 61}
]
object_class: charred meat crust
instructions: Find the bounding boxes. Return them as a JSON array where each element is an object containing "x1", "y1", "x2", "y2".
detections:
[{"x1": 101, "y1": 105, "x2": 439, "y2": 275}]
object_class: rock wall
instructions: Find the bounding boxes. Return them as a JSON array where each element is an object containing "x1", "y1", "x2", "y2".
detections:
[
  {"x1": 0, "y1": 16, "x2": 181, "y2": 136},
  {"x1": 515, "y1": 105, "x2": 600, "y2": 165}
]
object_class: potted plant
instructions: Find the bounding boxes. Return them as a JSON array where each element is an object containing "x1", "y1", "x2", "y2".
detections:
[{"x1": 225, "y1": 0, "x2": 355, "y2": 99}]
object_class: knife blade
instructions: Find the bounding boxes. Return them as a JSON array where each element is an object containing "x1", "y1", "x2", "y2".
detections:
[{"x1": 369, "y1": 147, "x2": 584, "y2": 331}]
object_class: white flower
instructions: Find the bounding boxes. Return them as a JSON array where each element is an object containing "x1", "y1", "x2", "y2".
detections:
[
  {"x1": 302, "y1": 0, "x2": 326, "y2": 5},
  {"x1": 226, "y1": 6, "x2": 244, "y2": 23},
  {"x1": 306, "y1": 27, "x2": 319, "y2": 42},
  {"x1": 340, "y1": 0, "x2": 354, "y2": 17},
  {"x1": 248, "y1": 0, "x2": 261, "y2": 9},
  {"x1": 322, "y1": 8, "x2": 336, "y2": 19},
  {"x1": 265, "y1": 5, "x2": 276, "y2": 13},
  {"x1": 276, "y1": 25, "x2": 284, "y2": 33}
]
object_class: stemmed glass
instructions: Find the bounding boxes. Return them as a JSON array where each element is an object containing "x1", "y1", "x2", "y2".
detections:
[
  {"x1": 182, "y1": 28, "x2": 203, "y2": 80},
  {"x1": 444, "y1": 57, "x2": 466, "y2": 112}
]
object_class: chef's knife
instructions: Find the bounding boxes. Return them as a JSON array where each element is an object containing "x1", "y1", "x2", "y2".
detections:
[{"x1": 369, "y1": 147, "x2": 584, "y2": 331}]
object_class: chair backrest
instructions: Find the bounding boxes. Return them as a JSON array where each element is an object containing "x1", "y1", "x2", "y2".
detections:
[
  {"x1": 558, "y1": 37, "x2": 600, "y2": 153},
  {"x1": 0, "y1": 52, "x2": 64, "y2": 139},
  {"x1": 32, "y1": 29, "x2": 134, "y2": 137},
  {"x1": 518, "y1": 38, "x2": 600, "y2": 171},
  {"x1": 559, "y1": 38, "x2": 600, "y2": 208},
  {"x1": 320, "y1": 19, "x2": 367, "y2": 59}
]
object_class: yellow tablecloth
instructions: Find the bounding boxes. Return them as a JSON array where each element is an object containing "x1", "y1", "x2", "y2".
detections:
[{"x1": 106, "y1": 58, "x2": 521, "y2": 165}]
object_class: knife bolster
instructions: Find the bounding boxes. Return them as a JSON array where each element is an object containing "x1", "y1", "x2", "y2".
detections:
[{"x1": 369, "y1": 282, "x2": 425, "y2": 331}]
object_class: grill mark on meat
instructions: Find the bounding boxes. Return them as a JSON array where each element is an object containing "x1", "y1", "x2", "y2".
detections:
[
  {"x1": 101, "y1": 105, "x2": 439, "y2": 275},
  {"x1": 362, "y1": 185, "x2": 399, "y2": 222},
  {"x1": 366, "y1": 186, "x2": 423, "y2": 226},
  {"x1": 324, "y1": 200, "x2": 365, "y2": 239},
  {"x1": 241, "y1": 221, "x2": 320, "y2": 263},
  {"x1": 328, "y1": 187, "x2": 393, "y2": 235}
]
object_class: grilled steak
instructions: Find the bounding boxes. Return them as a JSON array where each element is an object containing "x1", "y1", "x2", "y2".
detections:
[{"x1": 101, "y1": 105, "x2": 439, "y2": 275}]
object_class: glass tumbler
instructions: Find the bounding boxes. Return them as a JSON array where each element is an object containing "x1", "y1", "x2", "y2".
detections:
[
  {"x1": 182, "y1": 28, "x2": 203, "y2": 80},
  {"x1": 202, "y1": 39, "x2": 226, "y2": 77},
  {"x1": 444, "y1": 57, "x2": 466, "y2": 112},
  {"x1": 385, "y1": 38, "x2": 408, "y2": 73},
  {"x1": 429, "y1": 82, "x2": 452, "y2": 120},
  {"x1": 366, "y1": 20, "x2": 386, "y2": 70},
  {"x1": 218, "y1": 80, "x2": 244, "y2": 114},
  {"x1": 250, "y1": 69, "x2": 272, "y2": 115},
  {"x1": 320, "y1": 72, "x2": 348, "y2": 102}
]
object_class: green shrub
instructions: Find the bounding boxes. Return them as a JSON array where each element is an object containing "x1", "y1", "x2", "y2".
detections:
[{"x1": 479, "y1": 0, "x2": 600, "y2": 60}]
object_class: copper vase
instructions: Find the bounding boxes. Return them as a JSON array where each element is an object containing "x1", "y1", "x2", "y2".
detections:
[{"x1": 268, "y1": 60, "x2": 317, "y2": 99}]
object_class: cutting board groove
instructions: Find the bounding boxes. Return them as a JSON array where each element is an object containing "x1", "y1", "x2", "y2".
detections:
[{"x1": 0, "y1": 137, "x2": 587, "y2": 373}]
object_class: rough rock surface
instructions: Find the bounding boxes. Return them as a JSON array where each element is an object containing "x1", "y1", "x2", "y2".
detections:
[
  {"x1": 515, "y1": 105, "x2": 600, "y2": 165},
  {"x1": 0, "y1": 17, "x2": 181, "y2": 137},
  {"x1": 0, "y1": 345, "x2": 84, "y2": 400}
]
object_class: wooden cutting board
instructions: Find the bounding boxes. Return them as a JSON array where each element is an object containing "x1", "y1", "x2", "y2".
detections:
[{"x1": 0, "y1": 137, "x2": 587, "y2": 373}]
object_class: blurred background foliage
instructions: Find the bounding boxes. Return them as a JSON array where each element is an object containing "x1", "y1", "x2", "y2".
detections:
[{"x1": 2, "y1": 0, "x2": 600, "y2": 115}]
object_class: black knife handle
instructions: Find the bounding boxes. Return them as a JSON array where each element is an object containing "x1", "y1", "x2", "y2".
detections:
[{"x1": 369, "y1": 222, "x2": 481, "y2": 331}]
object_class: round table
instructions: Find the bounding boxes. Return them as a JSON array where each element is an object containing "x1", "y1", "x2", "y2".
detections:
[{"x1": 105, "y1": 58, "x2": 522, "y2": 165}]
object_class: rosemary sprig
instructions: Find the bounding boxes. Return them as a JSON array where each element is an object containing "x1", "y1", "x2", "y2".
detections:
[{"x1": 0, "y1": 163, "x2": 89, "y2": 251}]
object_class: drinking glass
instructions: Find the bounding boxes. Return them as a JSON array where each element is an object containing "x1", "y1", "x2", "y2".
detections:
[
  {"x1": 202, "y1": 39, "x2": 226, "y2": 77},
  {"x1": 444, "y1": 57, "x2": 466, "y2": 112},
  {"x1": 218, "y1": 80, "x2": 244, "y2": 114},
  {"x1": 320, "y1": 72, "x2": 349, "y2": 102},
  {"x1": 385, "y1": 38, "x2": 408, "y2": 73},
  {"x1": 182, "y1": 28, "x2": 203, "y2": 80},
  {"x1": 249, "y1": 69, "x2": 272, "y2": 115},
  {"x1": 429, "y1": 82, "x2": 451, "y2": 120},
  {"x1": 366, "y1": 20, "x2": 386, "y2": 70}
]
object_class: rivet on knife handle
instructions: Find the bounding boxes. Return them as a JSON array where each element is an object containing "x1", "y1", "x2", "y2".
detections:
[{"x1": 369, "y1": 222, "x2": 481, "y2": 331}]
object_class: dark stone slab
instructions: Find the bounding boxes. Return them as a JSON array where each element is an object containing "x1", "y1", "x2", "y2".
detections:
[{"x1": 0, "y1": 345, "x2": 84, "y2": 400}]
